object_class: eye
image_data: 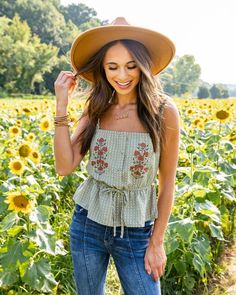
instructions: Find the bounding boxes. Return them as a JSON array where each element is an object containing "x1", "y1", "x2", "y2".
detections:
[
  {"x1": 127, "y1": 65, "x2": 137, "y2": 70},
  {"x1": 108, "y1": 67, "x2": 117, "y2": 71}
]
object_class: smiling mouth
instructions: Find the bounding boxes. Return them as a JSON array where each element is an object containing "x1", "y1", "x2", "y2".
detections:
[{"x1": 116, "y1": 81, "x2": 132, "y2": 87}]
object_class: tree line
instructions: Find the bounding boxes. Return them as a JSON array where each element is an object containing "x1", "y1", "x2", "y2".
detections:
[{"x1": 0, "y1": 0, "x2": 230, "y2": 98}]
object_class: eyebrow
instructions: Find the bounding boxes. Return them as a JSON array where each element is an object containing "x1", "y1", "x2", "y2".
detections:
[{"x1": 105, "y1": 60, "x2": 136, "y2": 65}]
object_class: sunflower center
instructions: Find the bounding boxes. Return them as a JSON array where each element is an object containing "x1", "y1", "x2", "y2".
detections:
[
  {"x1": 13, "y1": 195, "x2": 29, "y2": 208},
  {"x1": 13, "y1": 128, "x2": 19, "y2": 134},
  {"x1": 23, "y1": 108, "x2": 30, "y2": 113},
  {"x1": 13, "y1": 161, "x2": 22, "y2": 170},
  {"x1": 43, "y1": 121, "x2": 49, "y2": 128},
  {"x1": 32, "y1": 152, "x2": 39, "y2": 159},
  {"x1": 19, "y1": 145, "x2": 31, "y2": 157},
  {"x1": 216, "y1": 110, "x2": 229, "y2": 120}
]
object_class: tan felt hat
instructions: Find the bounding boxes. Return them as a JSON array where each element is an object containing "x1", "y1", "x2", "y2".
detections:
[{"x1": 70, "y1": 17, "x2": 176, "y2": 82}]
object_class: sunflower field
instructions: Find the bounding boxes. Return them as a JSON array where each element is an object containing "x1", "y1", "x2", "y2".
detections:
[{"x1": 0, "y1": 97, "x2": 236, "y2": 295}]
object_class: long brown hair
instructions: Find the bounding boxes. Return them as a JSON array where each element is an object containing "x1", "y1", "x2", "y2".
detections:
[{"x1": 73, "y1": 39, "x2": 168, "y2": 156}]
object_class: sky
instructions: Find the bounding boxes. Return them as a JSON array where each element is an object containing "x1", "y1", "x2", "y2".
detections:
[{"x1": 61, "y1": 0, "x2": 236, "y2": 85}]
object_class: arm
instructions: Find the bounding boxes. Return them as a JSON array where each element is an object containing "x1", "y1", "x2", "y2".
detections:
[
  {"x1": 54, "y1": 109, "x2": 89, "y2": 176},
  {"x1": 144, "y1": 98, "x2": 181, "y2": 280},
  {"x1": 53, "y1": 70, "x2": 89, "y2": 176}
]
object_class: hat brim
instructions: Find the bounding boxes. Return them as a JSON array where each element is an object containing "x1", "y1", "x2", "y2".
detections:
[{"x1": 70, "y1": 25, "x2": 176, "y2": 82}]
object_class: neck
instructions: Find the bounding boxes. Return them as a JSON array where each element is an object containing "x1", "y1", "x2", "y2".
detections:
[{"x1": 114, "y1": 93, "x2": 137, "y2": 106}]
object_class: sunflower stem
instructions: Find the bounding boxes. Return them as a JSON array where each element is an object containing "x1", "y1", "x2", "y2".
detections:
[{"x1": 216, "y1": 122, "x2": 221, "y2": 171}]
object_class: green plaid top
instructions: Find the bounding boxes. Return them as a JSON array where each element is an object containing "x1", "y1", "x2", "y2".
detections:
[{"x1": 73, "y1": 99, "x2": 166, "y2": 238}]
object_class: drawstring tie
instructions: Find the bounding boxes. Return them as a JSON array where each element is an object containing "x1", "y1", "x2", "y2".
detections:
[{"x1": 100, "y1": 185, "x2": 129, "y2": 238}]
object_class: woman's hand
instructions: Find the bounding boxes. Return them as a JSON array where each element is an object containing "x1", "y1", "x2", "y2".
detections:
[
  {"x1": 54, "y1": 71, "x2": 77, "y2": 107},
  {"x1": 144, "y1": 241, "x2": 167, "y2": 281}
]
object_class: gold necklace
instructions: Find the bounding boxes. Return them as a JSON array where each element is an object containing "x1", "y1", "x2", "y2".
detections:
[
  {"x1": 115, "y1": 111, "x2": 129, "y2": 120},
  {"x1": 114, "y1": 103, "x2": 137, "y2": 120}
]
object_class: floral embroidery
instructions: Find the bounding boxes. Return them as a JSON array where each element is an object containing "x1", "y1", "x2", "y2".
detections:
[
  {"x1": 91, "y1": 137, "x2": 108, "y2": 174},
  {"x1": 130, "y1": 142, "x2": 150, "y2": 178}
]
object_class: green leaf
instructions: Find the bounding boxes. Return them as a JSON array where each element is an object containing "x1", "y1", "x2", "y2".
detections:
[
  {"x1": 221, "y1": 187, "x2": 236, "y2": 202},
  {"x1": 8, "y1": 225, "x2": 25, "y2": 237},
  {"x1": 55, "y1": 239, "x2": 68, "y2": 256},
  {"x1": 0, "y1": 269, "x2": 19, "y2": 287},
  {"x1": 29, "y1": 205, "x2": 52, "y2": 224},
  {"x1": 164, "y1": 235, "x2": 179, "y2": 255},
  {"x1": 207, "y1": 191, "x2": 221, "y2": 205},
  {"x1": 169, "y1": 218, "x2": 195, "y2": 242},
  {"x1": 174, "y1": 260, "x2": 186, "y2": 275},
  {"x1": 192, "y1": 254, "x2": 205, "y2": 277},
  {"x1": 194, "y1": 200, "x2": 221, "y2": 223},
  {"x1": 0, "y1": 212, "x2": 19, "y2": 232},
  {"x1": 0, "y1": 239, "x2": 28, "y2": 269},
  {"x1": 25, "y1": 174, "x2": 38, "y2": 185},
  {"x1": 193, "y1": 170, "x2": 212, "y2": 186},
  {"x1": 192, "y1": 236, "x2": 212, "y2": 265},
  {"x1": 209, "y1": 222, "x2": 224, "y2": 240},
  {"x1": 0, "y1": 196, "x2": 8, "y2": 213},
  {"x1": 21, "y1": 258, "x2": 58, "y2": 292},
  {"x1": 29, "y1": 225, "x2": 56, "y2": 255},
  {"x1": 184, "y1": 274, "x2": 196, "y2": 290}
]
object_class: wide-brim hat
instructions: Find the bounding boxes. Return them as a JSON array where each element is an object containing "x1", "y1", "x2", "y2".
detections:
[{"x1": 70, "y1": 17, "x2": 176, "y2": 82}]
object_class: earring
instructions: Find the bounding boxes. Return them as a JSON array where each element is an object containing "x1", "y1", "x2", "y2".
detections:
[{"x1": 108, "y1": 90, "x2": 115, "y2": 104}]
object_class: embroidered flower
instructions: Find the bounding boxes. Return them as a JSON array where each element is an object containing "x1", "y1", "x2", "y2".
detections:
[
  {"x1": 91, "y1": 137, "x2": 108, "y2": 174},
  {"x1": 130, "y1": 142, "x2": 149, "y2": 178}
]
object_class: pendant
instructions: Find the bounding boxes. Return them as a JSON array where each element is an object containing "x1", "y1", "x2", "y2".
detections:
[{"x1": 115, "y1": 111, "x2": 129, "y2": 120}]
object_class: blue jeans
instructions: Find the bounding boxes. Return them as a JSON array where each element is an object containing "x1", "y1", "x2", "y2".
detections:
[{"x1": 69, "y1": 204, "x2": 161, "y2": 295}]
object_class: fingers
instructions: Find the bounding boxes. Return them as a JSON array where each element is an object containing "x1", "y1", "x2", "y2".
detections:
[
  {"x1": 144, "y1": 259, "x2": 152, "y2": 275},
  {"x1": 145, "y1": 260, "x2": 166, "y2": 281},
  {"x1": 55, "y1": 71, "x2": 76, "y2": 85}
]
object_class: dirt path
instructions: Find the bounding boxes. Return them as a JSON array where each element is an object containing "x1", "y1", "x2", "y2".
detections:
[{"x1": 209, "y1": 237, "x2": 236, "y2": 294}]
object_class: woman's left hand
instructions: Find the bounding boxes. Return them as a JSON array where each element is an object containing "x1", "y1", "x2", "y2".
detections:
[{"x1": 144, "y1": 241, "x2": 167, "y2": 281}]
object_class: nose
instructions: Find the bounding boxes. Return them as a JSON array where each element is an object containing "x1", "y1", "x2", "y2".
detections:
[{"x1": 117, "y1": 67, "x2": 128, "y2": 81}]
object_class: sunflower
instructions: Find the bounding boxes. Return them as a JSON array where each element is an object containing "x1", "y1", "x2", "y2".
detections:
[
  {"x1": 16, "y1": 119, "x2": 22, "y2": 126},
  {"x1": 229, "y1": 130, "x2": 236, "y2": 145},
  {"x1": 214, "y1": 110, "x2": 230, "y2": 122},
  {"x1": 9, "y1": 126, "x2": 22, "y2": 137},
  {"x1": 40, "y1": 118, "x2": 51, "y2": 131},
  {"x1": 5, "y1": 191, "x2": 34, "y2": 214},
  {"x1": 18, "y1": 142, "x2": 32, "y2": 158},
  {"x1": 22, "y1": 107, "x2": 31, "y2": 115},
  {"x1": 9, "y1": 159, "x2": 25, "y2": 175},
  {"x1": 29, "y1": 150, "x2": 41, "y2": 164},
  {"x1": 5, "y1": 148, "x2": 15, "y2": 157},
  {"x1": 26, "y1": 132, "x2": 36, "y2": 142}
]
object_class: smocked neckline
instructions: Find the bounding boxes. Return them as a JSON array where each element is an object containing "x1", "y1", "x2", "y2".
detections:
[{"x1": 97, "y1": 128, "x2": 150, "y2": 135}]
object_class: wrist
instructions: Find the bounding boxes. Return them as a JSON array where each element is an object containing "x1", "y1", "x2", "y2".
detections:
[
  {"x1": 56, "y1": 105, "x2": 68, "y2": 116},
  {"x1": 149, "y1": 236, "x2": 165, "y2": 247}
]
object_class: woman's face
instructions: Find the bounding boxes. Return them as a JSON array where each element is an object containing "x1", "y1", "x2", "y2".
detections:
[{"x1": 103, "y1": 42, "x2": 141, "y2": 96}]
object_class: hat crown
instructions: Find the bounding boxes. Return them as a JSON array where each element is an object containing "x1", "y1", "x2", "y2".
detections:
[{"x1": 111, "y1": 17, "x2": 130, "y2": 26}]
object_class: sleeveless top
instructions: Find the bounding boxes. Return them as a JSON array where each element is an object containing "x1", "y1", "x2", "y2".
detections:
[{"x1": 72, "y1": 99, "x2": 167, "y2": 238}]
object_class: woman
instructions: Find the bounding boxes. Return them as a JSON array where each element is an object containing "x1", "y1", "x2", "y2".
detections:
[{"x1": 54, "y1": 17, "x2": 180, "y2": 295}]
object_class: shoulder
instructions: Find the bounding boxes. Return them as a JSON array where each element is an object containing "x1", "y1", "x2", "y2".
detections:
[{"x1": 162, "y1": 96, "x2": 181, "y2": 131}]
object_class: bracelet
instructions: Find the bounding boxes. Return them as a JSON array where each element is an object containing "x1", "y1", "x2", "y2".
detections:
[{"x1": 54, "y1": 113, "x2": 72, "y2": 127}]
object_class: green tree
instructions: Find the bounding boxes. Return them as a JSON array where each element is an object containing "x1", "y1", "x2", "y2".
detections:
[
  {"x1": 221, "y1": 88, "x2": 229, "y2": 98},
  {"x1": 209, "y1": 84, "x2": 221, "y2": 99},
  {"x1": 0, "y1": 15, "x2": 58, "y2": 94},
  {"x1": 197, "y1": 86, "x2": 210, "y2": 98},
  {"x1": 161, "y1": 55, "x2": 201, "y2": 96},
  {"x1": 0, "y1": 0, "x2": 79, "y2": 53},
  {"x1": 60, "y1": 3, "x2": 98, "y2": 27},
  {"x1": 173, "y1": 55, "x2": 201, "y2": 96}
]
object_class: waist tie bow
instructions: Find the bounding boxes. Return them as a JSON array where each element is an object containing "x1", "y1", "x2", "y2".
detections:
[{"x1": 99, "y1": 185, "x2": 129, "y2": 238}]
